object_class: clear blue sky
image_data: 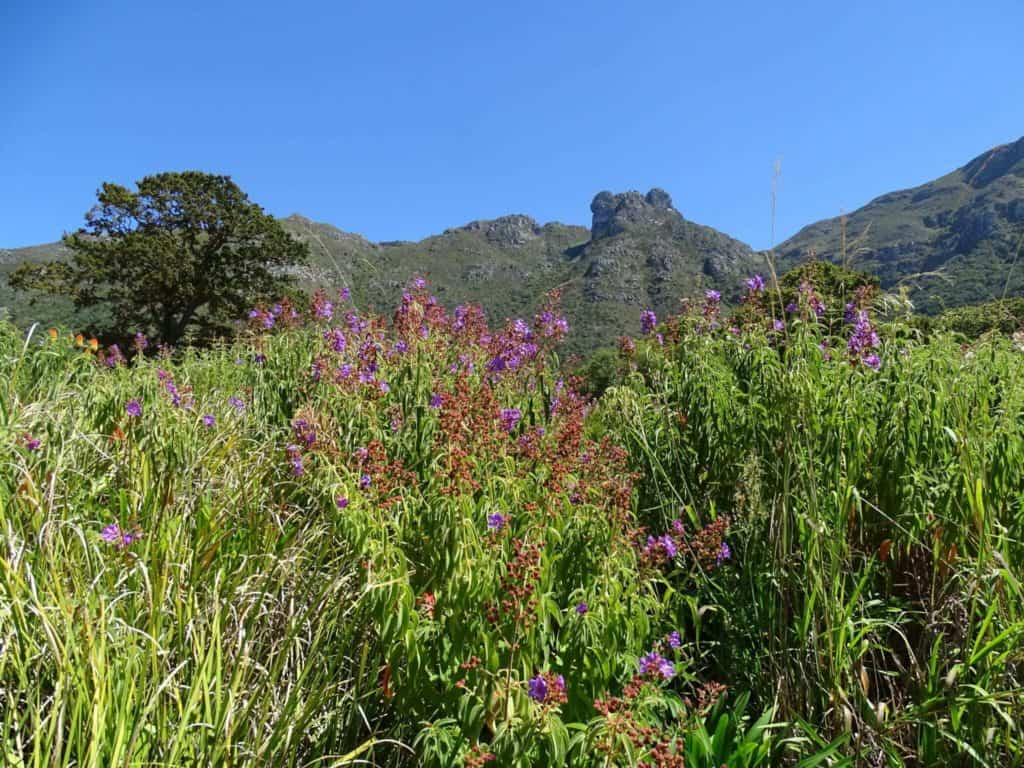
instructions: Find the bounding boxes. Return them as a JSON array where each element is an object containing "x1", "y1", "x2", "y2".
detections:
[{"x1": 2, "y1": 0, "x2": 1022, "y2": 249}]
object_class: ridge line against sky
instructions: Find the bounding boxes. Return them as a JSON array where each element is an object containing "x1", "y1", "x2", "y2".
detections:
[{"x1": 2, "y1": 0, "x2": 1022, "y2": 250}]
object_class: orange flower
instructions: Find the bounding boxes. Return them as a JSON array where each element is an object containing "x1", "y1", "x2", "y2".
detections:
[
  {"x1": 47, "y1": 328, "x2": 58, "y2": 340},
  {"x1": 88, "y1": 338, "x2": 99, "y2": 351},
  {"x1": 75, "y1": 333, "x2": 84, "y2": 346}
]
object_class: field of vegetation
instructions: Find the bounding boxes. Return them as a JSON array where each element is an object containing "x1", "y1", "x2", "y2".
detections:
[{"x1": 3, "y1": 274, "x2": 1023, "y2": 767}]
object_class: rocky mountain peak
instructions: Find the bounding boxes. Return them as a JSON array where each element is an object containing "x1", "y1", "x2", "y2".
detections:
[
  {"x1": 450, "y1": 214, "x2": 542, "y2": 247},
  {"x1": 590, "y1": 188, "x2": 679, "y2": 239}
]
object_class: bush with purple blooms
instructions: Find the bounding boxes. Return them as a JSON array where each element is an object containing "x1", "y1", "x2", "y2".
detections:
[{"x1": 3, "y1": 270, "x2": 1022, "y2": 768}]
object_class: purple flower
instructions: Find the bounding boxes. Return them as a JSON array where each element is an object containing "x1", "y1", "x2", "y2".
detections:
[
  {"x1": 639, "y1": 651, "x2": 676, "y2": 680},
  {"x1": 862, "y1": 353, "x2": 881, "y2": 370},
  {"x1": 772, "y1": 319, "x2": 785, "y2": 332},
  {"x1": 359, "y1": 474, "x2": 372, "y2": 490},
  {"x1": 254, "y1": 353, "x2": 267, "y2": 366},
  {"x1": 202, "y1": 414, "x2": 215, "y2": 428},
  {"x1": 487, "y1": 512, "x2": 505, "y2": 530},
  {"x1": 100, "y1": 522, "x2": 140, "y2": 550},
  {"x1": 576, "y1": 602, "x2": 588, "y2": 615},
  {"x1": 25, "y1": 436, "x2": 41, "y2": 451},
  {"x1": 499, "y1": 408, "x2": 522, "y2": 433},
  {"x1": 785, "y1": 302, "x2": 799, "y2": 313},
  {"x1": 848, "y1": 311, "x2": 881, "y2": 356},
  {"x1": 705, "y1": 289, "x2": 721, "y2": 303},
  {"x1": 339, "y1": 286, "x2": 351, "y2": 301},
  {"x1": 133, "y1": 332, "x2": 148, "y2": 352},
  {"x1": 429, "y1": 393, "x2": 443, "y2": 409},
  {"x1": 527, "y1": 675, "x2": 548, "y2": 702},
  {"x1": 746, "y1": 274, "x2": 765, "y2": 293},
  {"x1": 126, "y1": 400, "x2": 142, "y2": 417},
  {"x1": 325, "y1": 328, "x2": 347, "y2": 353},
  {"x1": 229, "y1": 396, "x2": 246, "y2": 412},
  {"x1": 286, "y1": 444, "x2": 304, "y2": 476},
  {"x1": 640, "y1": 310, "x2": 658, "y2": 335},
  {"x1": 716, "y1": 542, "x2": 731, "y2": 565},
  {"x1": 312, "y1": 295, "x2": 334, "y2": 321},
  {"x1": 105, "y1": 344, "x2": 125, "y2": 368},
  {"x1": 667, "y1": 630, "x2": 682, "y2": 648},
  {"x1": 336, "y1": 496, "x2": 349, "y2": 509},
  {"x1": 378, "y1": 380, "x2": 390, "y2": 394}
]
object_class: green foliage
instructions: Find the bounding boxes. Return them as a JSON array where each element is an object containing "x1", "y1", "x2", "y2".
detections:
[
  {"x1": 599, "y1": 301, "x2": 1024, "y2": 766},
  {"x1": 3, "y1": 278, "x2": 1024, "y2": 766},
  {"x1": 8, "y1": 171, "x2": 309, "y2": 345},
  {"x1": 935, "y1": 297, "x2": 1024, "y2": 338},
  {"x1": 575, "y1": 346, "x2": 625, "y2": 397}
]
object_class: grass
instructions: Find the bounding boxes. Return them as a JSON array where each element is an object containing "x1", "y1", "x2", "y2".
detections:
[{"x1": 2, "y1": 281, "x2": 1023, "y2": 766}]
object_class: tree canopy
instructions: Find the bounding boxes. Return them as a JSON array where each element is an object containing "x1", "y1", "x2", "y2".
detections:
[{"x1": 10, "y1": 171, "x2": 309, "y2": 345}]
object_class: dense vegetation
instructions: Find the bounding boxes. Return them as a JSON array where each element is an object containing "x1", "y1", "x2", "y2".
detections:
[{"x1": 2, "y1": 275, "x2": 1023, "y2": 766}]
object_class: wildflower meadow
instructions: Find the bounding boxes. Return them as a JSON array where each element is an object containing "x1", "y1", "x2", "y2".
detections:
[{"x1": 2, "y1": 276, "x2": 1023, "y2": 766}]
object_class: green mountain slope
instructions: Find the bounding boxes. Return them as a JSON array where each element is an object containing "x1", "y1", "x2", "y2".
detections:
[
  {"x1": 778, "y1": 136, "x2": 1024, "y2": 313},
  {"x1": 2, "y1": 188, "x2": 760, "y2": 351},
  {"x1": 284, "y1": 189, "x2": 762, "y2": 352},
  {"x1": 12, "y1": 132, "x2": 1024, "y2": 350}
]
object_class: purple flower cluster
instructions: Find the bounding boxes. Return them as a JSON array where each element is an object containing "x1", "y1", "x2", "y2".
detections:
[
  {"x1": 640, "y1": 310, "x2": 658, "y2": 335},
  {"x1": 292, "y1": 418, "x2": 316, "y2": 448},
  {"x1": 126, "y1": 399, "x2": 143, "y2": 417},
  {"x1": 286, "y1": 444, "x2": 304, "y2": 476},
  {"x1": 311, "y1": 292, "x2": 334, "y2": 321},
  {"x1": 716, "y1": 542, "x2": 731, "y2": 565},
  {"x1": 158, "y1": 370, "x2": 194, "y2": 410},
  {"x1": 746, "y1": 274, "x2": 766, "y2": 293},
  {"x1": 324, "y1": 328, "x2": 347, "y2": 353},
  {"x1": 848, "y1": 310, "x2": 881, "y2": 369},
  {"x1": 535, "y1": 309, "x2": 569, "y2": 340},
  {"x1": 527, "y1": 673, "x2": 566, "y2": 703},
  {"x1": 643, "y1": 533, "x2": 678, "y2": 563},
  {"x1": 499, "y1": 408, "x2": 522, "y2": 433},
  {"x1": 104, "y1": 344, "x2": 126, "y2": 368},
  {"x1": 639, "y1": 650, "x2": 676, "y2": 680},
  {"x1": 249, "y1": 307, "x2": 277, "y2": 329},
  {"x1": 487, "y1": 512, "x2": 506, "y2": 530},
  {"x1": 487, "y1": 319, "x2": 539, "y2": 377},
  {"x1": 100, "y1": 522, "x2": 141, "y2": 549}
]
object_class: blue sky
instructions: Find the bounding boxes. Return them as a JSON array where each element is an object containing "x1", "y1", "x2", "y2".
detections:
[{"x1": 2, "y1": 0, "x2": 1022, "y2": 249}]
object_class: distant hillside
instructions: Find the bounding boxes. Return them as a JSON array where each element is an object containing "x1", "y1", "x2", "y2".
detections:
[
  {"x1": 9, "y1": 136, "x2": 1024, "y2": 349},
  {"x1": 0, "y1": 189, "x2": 764, "y2": 353},
  {"x1": 778, "y1": 136, "x2": 1024, "y2": 313},
  {"x1": 283, "y1": 189, "x2": 762, "y2": 353}
]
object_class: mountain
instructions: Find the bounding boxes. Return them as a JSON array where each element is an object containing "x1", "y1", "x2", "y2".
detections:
[
  {"x1": 778, "y1": 136, "x2": 1024, "y2": 313},
  {"x1": 0, "y1": 188, "x2": 763, "y2": 353},
  {"x1": 8, "y1": 135, "x2": 1024, "y2": 350},
  {"x1": 283, "y1": 189, "x2": 761, "y2": 353}
]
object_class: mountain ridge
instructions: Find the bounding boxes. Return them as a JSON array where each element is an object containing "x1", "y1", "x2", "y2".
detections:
[
  {"x1": 4, "y1": 136, "x2": 1024, "y2": 347},
  {"x1": 778, "y1": 136, "x2": 1024, "y2": 312}
]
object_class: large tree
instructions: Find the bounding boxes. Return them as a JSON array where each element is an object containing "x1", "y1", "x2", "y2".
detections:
[{"x1": 10, "y1": 171, "x2": 309, "y2": 345}]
